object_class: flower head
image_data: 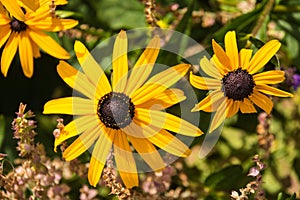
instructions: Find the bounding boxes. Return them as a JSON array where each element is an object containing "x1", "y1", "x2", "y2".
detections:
[
  {"x1": 0, "y1": 0, "x2": 78, "y2": 77},
  {"x1": 43, "y1": 30, "x2": 202, "y2": 188},
  {"x1": 190, "y1": 31, "x2": 293, "y2": 132}
]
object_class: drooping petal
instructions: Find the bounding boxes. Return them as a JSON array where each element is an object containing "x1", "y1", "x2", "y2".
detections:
[
  {"x1": 114, "y1": 130, "x2": 138, "y2": 188},
  {"x1": 57, "y1": 61, "x2": 95, "y2": 99},
  {"x1": 138, "y1": 88, "x2": 186, "y2": 110},
  {"x1": 63, "y1": 126, "x2": 100, "y2": 161},
  {"x1": 31, "y1": 39, "x2": 41, "y2": 58},
  {"x1": 112, "y1": 30, "x2": 128, "y2": 92},
  {"x1": 253, "y1": 70, "x2": 285, "y2": 85},
  {"x1": 136, "y1": 108, "x2": 203, "y2": 137},
  {"x1": 199, "y1": 56, "x2": 223, "y2": 79},
  {"x1": 255, "y1": 84, "x2": 293, "y2": 97},
  {"x1": 74, "y1": 40, "x2": 111, "y2": 98},
  {"x1": 209, "y1": 98, "x2": 227, "y2": 132},
  {"x1": 1, "y1": 32, "x2": 19, "y2": 77},
  {"x1": 128, "y1": 135, "x2": 165, "y2": 171},
  {"x1": 190, "y1": 72, "x2": 222, "y2": 90},
  {"x1": 125, "y1": 36, "x2": 160, "y2": 96},
  {"x1": 1, "y1": 0, "x2": 25, "y2": 21},
  {"x1": 43, "y1": 97, "x2": 96, "y2": 115},
  {"x1": 131, "y1": 64, "x2": 190, "y2": 105},
  {"x1": 88, "y1": 127, "x2": 114, "y2": 187},
  {"x1": 240, "y1": 98, "x2": 257, "y2": 113},
  {"x1": 191, "y1": 90, "x2": 225, "y2": 112},
  {"x1": 0, "y1": 25, "x2": 11, "y2": 50},
  {"x1": 226, "y1": 99, "x2": 239, "y2": 118},
  {"x1": 247, "y1": 40, "x2": 281, "y2": 74},
  {"x1": 19, "y1": 31, "x2": 34, "y2": 78},
  {"x1": 249, "y1": 90, "x2": 273, "y2": 114},
  {"x1": 239, "y1": 49, "x2": 252, "y2": 70},
  {"x1": 224, "y1": 31, "x2": 239, "y2": 70},
  {"x1": 53, "y1": 115, "x2": 100, "y2": 151},
  {"x1": 212, "y1": 39, "x2": 231, "y2": 71},
  {"x1": 27, "y1": 29, "x2": 70, "y2": 59}
]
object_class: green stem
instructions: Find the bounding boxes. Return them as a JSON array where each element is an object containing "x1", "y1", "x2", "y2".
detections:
[
  {"x1": 251, "y1": 0, "x2": 275, "y2": 37},
  {"x1": 273, "y1": 5, "x2": 300, "y2": 13}
]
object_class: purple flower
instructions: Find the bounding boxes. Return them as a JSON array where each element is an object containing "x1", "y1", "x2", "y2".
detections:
[{"x1": 292, "y1": 74, "x2": 300, "y2": 90}]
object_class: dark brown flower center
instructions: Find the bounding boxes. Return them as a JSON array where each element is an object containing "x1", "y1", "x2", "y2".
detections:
[
  {"x1": 222, "y1": 68, "x2": 255, "y2": 101},
  {"x1": 10, "y1": 19, "x2": 27, "y2": 32},
  {"x1": 97, "y1": 92, "x2": 135, "y2": 129}
]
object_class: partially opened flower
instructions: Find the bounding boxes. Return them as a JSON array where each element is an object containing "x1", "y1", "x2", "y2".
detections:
[
  {"x1": 0, "y1": 0, "x2": 78, "y2": 78},
  {"x1": 44, "y1": 30, "x2": 202, "y2": 188},
  {"x1": 190, "y1": 31, "x2": 293, "y2": 132}
]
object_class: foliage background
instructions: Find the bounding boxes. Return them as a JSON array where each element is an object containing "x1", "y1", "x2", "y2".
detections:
[{"x1": 0, "y1": 0, "x2": 300, "y2": 199}]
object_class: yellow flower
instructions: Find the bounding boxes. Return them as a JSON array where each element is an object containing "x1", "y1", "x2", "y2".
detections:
[
  {"x1": 43, "y1": 31, "x2": 202, "y2": 188},
  {"x1": 0, "y1": 0, "x2": 78, "y2": 78},
  {"x1": 190, "y1": 31, "x2": 293, "y2": 132}
]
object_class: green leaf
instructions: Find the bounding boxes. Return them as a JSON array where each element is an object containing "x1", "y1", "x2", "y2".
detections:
[
  {"x1": 205, "y1": 165, "x2": 244, "y2": 190},
  {"x1": 96, "y1": 0, "x2": 146, "y2": 30}
]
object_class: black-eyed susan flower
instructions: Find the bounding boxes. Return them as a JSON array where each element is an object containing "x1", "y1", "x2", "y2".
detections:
[
  {"x1": 43, "y1": 30, "x2": 202, "y2": 188},
  {"x1": 0, "y1": 0, "x2": 77, "y2": 78},
  {"x1": 190, "y1": 31, "x2": 293, "y2": 132}
]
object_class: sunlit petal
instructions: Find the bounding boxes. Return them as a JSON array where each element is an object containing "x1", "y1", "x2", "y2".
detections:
[
  {"x1": 247, "y1": 40, "x2": 281, "y2": 74},
  {"x1": 253, "y1": 70, "x2": 285, "y2": 85},
  {"x1": 132, "y1": 64, "x2": 190, "y2": 104},
  {"x1": 114, "y1": 130, "x2": 138, "y2": 188},
  {"x1": 249, "y1": 90, "x2": 273, "y2": 114},
  {"x1": 212, "y1": 39, "x2": 231, "y2": 71},
  {"x1": 1, "y1": 0, "x2": 25, "y2": 21},
  {"x1": 239, "y1": 49, "x2": 252, "y2": 70},
  {"x1": 19, "y1": 31, "x2": 34, "y2": 78},
  {"x1": 112, "y1": 30, "x2": 128, "y2": 92},
  {"x1": 256, "y1": 84, "x2": 293, "y2": 97},
  {"x1": 240, "y1": 98, "x2": 257, "y2": 113},
  {"x1": 200, "y1": 56, "x2": 223, "y2": 79},
  {"x1": 1, "y1": 32, "x2": 19, "y2": 77},
  {"x1": 125, "y1": 36, "x2": 160, "y2": 96},
  {"x1": 190, "y1": 72, "x2": 222, "y2": 90},
  {"x1": 224, "y1": 31, "x2": 239, "y2": 70}
]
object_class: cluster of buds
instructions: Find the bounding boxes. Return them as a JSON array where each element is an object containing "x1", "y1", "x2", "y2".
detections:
[{"x1": 231, "y1": 155, "x2": 267, "y2": 200}]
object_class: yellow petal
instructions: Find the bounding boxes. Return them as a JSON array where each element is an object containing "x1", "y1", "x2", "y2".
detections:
[
  {"x1": 43, "y1": 97, "x2": 95, "y2": 115},
  {"x1": 53, "y1": 115, "x2": 100, "y2": 151},
  {"x1": 74, "y1": 40, "x2": 111, "y2": 98},
  {"x1": 255, "y1": 84, "x2": 293, "y2": 97},
  {"x1": 211, "y1": 55, "x2": 227, "y2": 75},
  {"x1": 253, "y1": 70, "x2": 285, "y2": 85},
  {"x1": 209, "y1": 99, "x2": 227, "y2": 133},
  {"x1": 1, "y1": 0, "x2": 25, "y2": 21},
  {"x1": 128, "y1": 135, "x2": 165, "y2": 171},
  {"x1": 112, "y1": 30, "x2": 128, "y2": 92},
  {"x1": 1, "y1": 32, "x2": 19, "y2": 77},
  {"x1": 125, "y1": 36, "x2": 160, "y2": 96},
  {"x1": 131, "y1": 63, "x2": 190, "y2": 105},
  {"x1": 247, "y1": 40, "x2": 281, "y2": 74},
  {"x1": 88, "y1": 127, "x2": 114, "y2": 187},
  {"x1": 19, "y1": 32, "x2": 34, "y2": 78},
  {"x1": 114, "y1": 130, "x2": 138, "y2": 188},
  {"x1": 190, "y1": 71, "x2": 222, "y2": 90},
  {"x1": 57, "y1": 61, "x2": 95, "y2": 99},
  {"x1": 147, "y1": 128, "x2": 191, "y2": 157},
  {"x1": 0, "y1": 25, "x2": 11, "y2": 50},
  {"x1": 136, "y1": 108, "x2": 203, "y2": 137},
  {"x1": 212, "y1": 39, "x2": 231, "y2": 71},
  {"x1": 240, "y1": 98, "x2": 257, "y2": 113},
  {"x1": 27, "y1": 18, "x2": 78, "y2": 31},
  {"x1": 21, "y1": 0, "x2": 39, "y2": 11},
  {"x1": 138, "y1": 88, "x2": 186, "y2": 110},
  {"x1": 63, "y1": 126, "x2": 100, "y2": 161},
  {"x1": 249, "y1": 90, "x2": 273, "y2": 114},
  {"x1": 239, "y1": 49, "x2": 252, "y2": 70},
  {"x1": 200, "y1": 56, "x2": 222, "y2": 79},
  {"x1": 27, "y1": 29, "x2": 70, "y2": 59},
  {"x1": 224, "y1": 31, "x2": 239, "y2": 70},
  {"x1": 31, "y1": 40, "x2": 41, "y2": 58},
  {"x1": 191, "y1": 90, "x2": 225, "y2": 112},
  {"x1": 226, "y1": 99, "x2": 239, "y2": 118},
  {"x1": 0, "y1": 14, "x2": 10, "y2": 25}
]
